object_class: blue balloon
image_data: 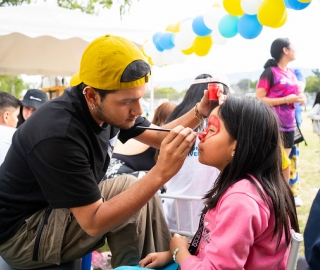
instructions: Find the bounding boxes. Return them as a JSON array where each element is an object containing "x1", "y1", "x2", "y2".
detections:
[
  {"x1": 152, "y1": 32, "x2": 164, "y2": 52},
  {"x1": 285, "y1": 0, "x2": 310, "y2": 10},
  {"x1": 158, "y1": 32, "x2": 175, "y2": 50},
  {"x1": 192, "y1": 15, "x2": 212, "y2": 36},
  {"x1": 238, "y1": 14, "x2": 263, "y2": 39},
  {"x1": 218, "y1": 15, "x2": 239, "y2": 38}
]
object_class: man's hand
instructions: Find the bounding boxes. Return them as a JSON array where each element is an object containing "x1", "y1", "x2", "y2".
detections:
[{"x1": 152, "y1": 126, "x2": 197, "y2": 181}]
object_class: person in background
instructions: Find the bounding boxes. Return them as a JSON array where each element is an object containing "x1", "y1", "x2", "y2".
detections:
[
  {"x1": 17, "y1": 88, "x2": 48, "y2": 127},
  {"x1": 288, "y1": 68, "x2": 306, "y2": 207},
  {"x1": 106, "y1": 101, "x2": 176, "y2": 180},
  {"x1": 139, "y1": 96, "x2": 299, "y2": 270},
  {"x1": 256, "y1": 38, "x2": 306, "y2": 157},
  {"x1": 0, "y1": 91, "x2": 21, "y2": 165},
  {"x1": 161, "y1": 74, "x2": 229, "y2": 234}
]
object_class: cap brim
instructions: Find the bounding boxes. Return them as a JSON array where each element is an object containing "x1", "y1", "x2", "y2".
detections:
[{"x1": 70, "y1": 72, "x2": 82, "y2": 86}]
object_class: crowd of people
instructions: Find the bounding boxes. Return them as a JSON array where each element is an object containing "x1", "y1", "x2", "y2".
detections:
[{"x1": 0, "y1": 34, "x2": 320, "y2": 270}]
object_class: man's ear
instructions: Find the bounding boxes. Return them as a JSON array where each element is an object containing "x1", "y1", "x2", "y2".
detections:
[{"x1": 82, "y1": 86, "x2": 98, "y2": 108}]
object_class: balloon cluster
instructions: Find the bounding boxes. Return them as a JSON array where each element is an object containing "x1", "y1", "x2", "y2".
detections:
[{"x1": 142, "y1": 0, "x2": 311, "y2": 66}]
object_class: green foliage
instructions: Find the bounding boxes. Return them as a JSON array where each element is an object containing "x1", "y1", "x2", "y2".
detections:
[
  {"x1": 305, "y1": 75, "x2": 320, "y2": 93},
  {"x1": 144, "y1": 87, "x2": 182, "y2": 101},
  {"x1": 312, "y1": 68, "x2": 320, "y2": 80},
  {"x1": 0, "y1": 0, "x2": 31, "y2": 7},
  {"x1": 0, "y1": 0, "x2": 135, "y2": 16},
  {"x1": 0, "y1": 74, "x2": 29, "y2": 98}
]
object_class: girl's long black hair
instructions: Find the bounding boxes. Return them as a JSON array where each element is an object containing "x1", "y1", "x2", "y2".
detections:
[
  {"x1": 202, "y1": 96, "x2": 299, "y2": 248},
  {"x1": 264, "y1": 38, "x2": 291, "y2": 69}
]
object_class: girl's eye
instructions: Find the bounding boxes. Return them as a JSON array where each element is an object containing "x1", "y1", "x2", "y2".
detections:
[
  {"x1": 208, "y1": 128, "x2": 216, "y2": 134},
  {"x1": 124, "y1": 101, "x2": 132, "y2": 105}
]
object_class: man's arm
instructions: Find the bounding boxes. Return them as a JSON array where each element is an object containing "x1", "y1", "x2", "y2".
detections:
[
  {"x1": 70, "y1": 126, "x2": 197, "y2": 236},
  {"x1": 134, "y1": 90, "x2": 215, "y2": 149}
]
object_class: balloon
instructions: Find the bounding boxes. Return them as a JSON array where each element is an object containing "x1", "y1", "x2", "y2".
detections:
[
  {"x1": 257, "y1": 0, "x2": 287, "y2": 28},
  {"x1": 211, "y1": 29, "x2": 228, "y2": 45},
  {"x1": 179, "y1": 18, "x2": 195, "y2": 35},
  {"x1": 203, "y1": 7, "x2": 226, "y2": 30},
  {"x1": 297, "y1": 0, "x2": 311, "y2": 2},
  {"x1": 182, "y1": 46, "x2": 194, "y2": 55},
  {"x1": 238, "y1": 14, "x2": 263, "y2": 39},
  {"x1": 285, "y1": 0, "x2": 311, "y2": 10},
  {"x1": 241, "y1": 0, "x2": 264, "y2": 15},
  {"x1": 150, "y1": 50, "x2": 165, "y2": 66},
  {"x1": 162, "y1": 47, "x2": 187, "y2": 64},
  {"x1": 143, "y1": 40, "x2": 158, "y2": 57},
  {"x1": 274, "y1": 9, "x2": 287, "y2": 28},
  {"x1": 166, "y1": 22, "x2": 181, "y2": 33},
  {"x1": 158, "y1": 32, "x2": 175, "y2": 50},
  {"x1": 173, "y1": 32, "x2": 195, "y2": 50},
  {"x1": 218, "y1": 15, "x2": 239, "y2": 38},
  {"x1": 223, "y1": 0, "x2": 244, "y2": 16},
  {"x1": 192, "y1": 15, "x2": 212, "y2": 36},
  {"x1": 192, "y1": 35, "x2": 213, "y2": 56},
  {"x1": 152, "y1": 32, "x2": 164, "y2": 52}
]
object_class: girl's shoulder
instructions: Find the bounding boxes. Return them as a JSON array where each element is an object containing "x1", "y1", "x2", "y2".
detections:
[{"x1": 225, "y1": 178, "x2": 268, "y2": 205}]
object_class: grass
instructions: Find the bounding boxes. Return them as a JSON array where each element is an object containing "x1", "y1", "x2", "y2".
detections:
[{"x1": 296, "y1": 111, "x2": 320, "y2": 257}]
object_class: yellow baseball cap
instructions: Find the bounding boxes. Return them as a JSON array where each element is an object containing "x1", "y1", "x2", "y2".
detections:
[{"x1": 70, "y1": 34, "x2": 150, "y2": 90}]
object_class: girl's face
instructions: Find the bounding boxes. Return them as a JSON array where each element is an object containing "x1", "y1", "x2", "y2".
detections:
[
  {"x1": 198, "y1": 107, "x2": 236, "y2": 171},
  {"x1": 284, "y1": 44, "x2": 296, "y2": 62}
]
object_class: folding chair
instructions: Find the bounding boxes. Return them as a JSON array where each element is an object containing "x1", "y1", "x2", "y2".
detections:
[{"x1": 159, "y1": 194, "x2": 202, "y2": 237}]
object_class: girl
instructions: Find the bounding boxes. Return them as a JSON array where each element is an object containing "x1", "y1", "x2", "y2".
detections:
[
  {"x1": 256, "y1": 38, "x2": 306, "y2": 156},
  {"x1": 139, "y1": 96, "x2": 299, "y2": 270}
]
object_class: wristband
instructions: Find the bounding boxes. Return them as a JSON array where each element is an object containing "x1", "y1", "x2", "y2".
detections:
[
  {"x1": 194, "y1": 103, "x2": 205, "y2": 123},
  {"x1": 285, "y1": 97, "x2": 289, "y2": 105},
  {"x1": 173, "y1": 248, "x2": 180, "y2": 263}
]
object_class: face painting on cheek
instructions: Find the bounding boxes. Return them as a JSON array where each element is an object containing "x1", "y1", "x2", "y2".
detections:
[{"x1": 198, "y1": 115, "x2": 221, "y2": 141}]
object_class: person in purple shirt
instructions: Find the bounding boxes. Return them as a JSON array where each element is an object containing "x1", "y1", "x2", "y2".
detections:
[{"x1": 256, "y1": 38, "x2": 306, "y2": 158}]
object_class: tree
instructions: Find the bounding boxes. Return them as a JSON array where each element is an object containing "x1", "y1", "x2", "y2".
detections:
[
  {"x1": 312, "y1": 69, "x2": 320, "y2": 80},
  {"x1": 0, "y1": 0, "x2": 135, "y2": 16},
  {"x1": 305, "y1": 75, "x2": 320, "y2": 93},
  {"x1": 0, "y1": 74, "x2": 29, "y2": 98}
]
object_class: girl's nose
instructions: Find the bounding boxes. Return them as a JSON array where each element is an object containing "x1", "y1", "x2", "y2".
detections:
[{"x1": 198, "y1": 131, "x2": 207, "y2": 141}]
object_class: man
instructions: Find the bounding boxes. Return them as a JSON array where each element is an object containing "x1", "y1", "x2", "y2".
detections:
[
  {"x1": 0, "y1": 34, "x2": 213, "y2": 269},
  {"x1": 17, "y1": 88, "x2": 48, "y2": 127},
  {"x1": 0, "y1": 91, "x2": 21, "y2": 165}
]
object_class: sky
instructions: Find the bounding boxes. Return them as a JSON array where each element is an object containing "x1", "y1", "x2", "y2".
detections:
[{"x1": 21, "y1": 0, "x2": 320, "y2": 88}]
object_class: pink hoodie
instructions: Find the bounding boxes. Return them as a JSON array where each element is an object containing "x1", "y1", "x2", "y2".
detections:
[{"x1": 182, "y1": 179, "x2": 289, "y2": 270}]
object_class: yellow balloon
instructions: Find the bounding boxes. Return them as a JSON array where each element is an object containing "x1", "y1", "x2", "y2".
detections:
[
  {"x1": 147, "y1": 57, "x2": 154, "y2": 66},
  {"x1": 298, "y1": 0, "x2": 311, "y2": 2},
  {"x1": 223, "y1": 0, "x2": 244, "y2": 16},
  {"x1": 192, "y1": 35, "x2": 213, "y2": 57},
  {"x1": 182, "y1": 46, "x2": 194, "y2": 55},
  {"x1": 166, "y1": 22, "x2": 181, "y2": 33},
  {"x1": 274, "y1": 9, "x2": 287, "y2": 28},
  {"x1": 258, "y1": 0, "x2": 286, "y2": 28}
]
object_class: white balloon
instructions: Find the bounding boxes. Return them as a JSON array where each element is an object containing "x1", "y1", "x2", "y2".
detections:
[
  {"x1": 241, "y1": 0, "x2": 264, "y2": 15},
  {"x1": 174, "y1": 32, "x2": 195, "y2": 50},
  {"x1": 162, "y1": 49, "x2": 176, "y2": 65},
  {"x1": 203, "y1": 7, "x2": 226, "y2": 30},
  {"x1": 179, "y1": 18, "x2": 195, "y2": 34},
  {"x1": 143, "y1": 40, "x2": 157, "y2": 57},
  {"x1": 150, "y1": 50, "x2": 164, "y2": 66},
  {"x1": 211, "y1": 28, "x2": 228, "y2": 45}
]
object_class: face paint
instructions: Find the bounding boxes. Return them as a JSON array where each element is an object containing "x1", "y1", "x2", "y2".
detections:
[{"x1": 198, "y1": 114, "x2": 221, "y2": 141}]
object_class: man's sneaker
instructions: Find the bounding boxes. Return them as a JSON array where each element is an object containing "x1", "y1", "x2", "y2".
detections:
[{"x1": 294, "y1": 196, "x2": 303, "y2": 207}]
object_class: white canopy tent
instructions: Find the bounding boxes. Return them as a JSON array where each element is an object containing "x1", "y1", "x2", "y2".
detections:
[{"x1": 0, "y1": 5, "x2": 147, "y2": 76}]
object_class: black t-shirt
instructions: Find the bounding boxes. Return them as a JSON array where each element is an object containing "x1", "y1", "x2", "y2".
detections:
[{"x1": 0, "y1": 86, "x2": 150, "y2": 243}]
